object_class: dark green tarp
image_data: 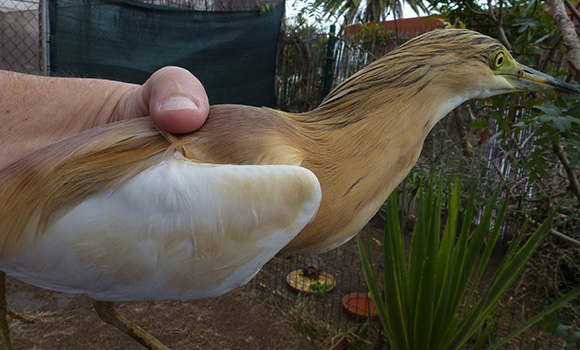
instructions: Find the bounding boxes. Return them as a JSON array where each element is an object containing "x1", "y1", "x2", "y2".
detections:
[{"x1": 48, "y1": 0, "x2": 284, "y2": 107}]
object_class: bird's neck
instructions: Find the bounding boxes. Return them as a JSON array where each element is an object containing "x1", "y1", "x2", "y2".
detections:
[{"x1": 279, "y1": 91, "x2": 449, "y2": 252}]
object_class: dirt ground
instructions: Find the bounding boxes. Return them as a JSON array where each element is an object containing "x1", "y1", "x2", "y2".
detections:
[{"x1": 4, "y1": 276, "x2": 319, "y2": 350}]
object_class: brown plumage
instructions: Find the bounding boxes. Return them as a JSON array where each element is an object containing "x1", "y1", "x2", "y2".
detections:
[
  {"x1": 0, "y1": 30, "x2": 505, "y2": 254},
  {"x1": 1, "y1": 29, "x2": 578, "y2": 349}
]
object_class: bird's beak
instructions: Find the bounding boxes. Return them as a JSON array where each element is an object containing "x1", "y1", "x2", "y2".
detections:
[{"x1": 499, "y1": 64, "x2": 580, "y2": 96}]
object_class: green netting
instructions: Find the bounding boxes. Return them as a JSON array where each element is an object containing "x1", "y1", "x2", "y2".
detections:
[{"x1": 48, "y1": 0, "x2": 284, "y2": 107}]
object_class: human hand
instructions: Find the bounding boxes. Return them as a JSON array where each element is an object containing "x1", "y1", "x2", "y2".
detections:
[
  {"x1": 0, "y1": 66, "x2": 209, "y2": 169},
  {"x1": 109, "y1": 66, "x2": 209, "y2": 134}
]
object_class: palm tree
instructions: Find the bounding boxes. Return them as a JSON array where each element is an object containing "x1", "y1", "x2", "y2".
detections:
[{"x1": 309, "y1": 0, "x2": 427, "y2": 24}]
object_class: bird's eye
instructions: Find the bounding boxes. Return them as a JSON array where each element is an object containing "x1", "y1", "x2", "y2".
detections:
[{"x1": 492, "y1": 51, "x2": 505, "y2": 69}]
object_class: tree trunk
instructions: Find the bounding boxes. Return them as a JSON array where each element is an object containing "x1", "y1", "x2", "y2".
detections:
[{"x1": 546, "y1": 0, "x2": 580, "y2": 79}]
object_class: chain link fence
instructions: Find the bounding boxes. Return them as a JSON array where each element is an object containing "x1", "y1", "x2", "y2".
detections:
[{"x1": 0, "y1": 0, "x2": 45, "y2": 75}]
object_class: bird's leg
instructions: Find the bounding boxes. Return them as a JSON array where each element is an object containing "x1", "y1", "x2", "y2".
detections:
[
  {"x1": 0, "y1": 273, "x2": 32, "y2": 324},
  {"x1": 0, "y1": 272, "x2": 12, "y2": 350},
  {"x1": 92, "y1": 300, "x2": 170, "y2": 350},
  {"x1": 0, "y1": 271, "x2": 33, "y2": 350}
]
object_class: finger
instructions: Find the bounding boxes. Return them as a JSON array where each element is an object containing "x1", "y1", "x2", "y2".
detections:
[{"x1": 143, "y1": 66, "x2": 210, "y2": 134}]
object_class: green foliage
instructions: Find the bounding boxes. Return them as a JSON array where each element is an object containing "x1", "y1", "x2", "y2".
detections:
[
  {"x1": 502, "y1": 0, "x2": 554, "y2": 64},
  {"x1": 348, "y1": 321, "x2": 376, "y2": 350},
  {"x1": 357, "y1": 179, "x2": 580, "y2": 350},
  {"x1": 307, "y1": 281, "x2": 334, "y2": 293},
  {"x1": 258, "y1": 4, "x2": 276, "y2": 16},
  {"x1": 467, "y1": 120, "x2": 489, "y2": 129},
  {"x1": 427, "y1": 0, "x2": 495, "y2": 34},
  {"x1": 277, "y1": 15, "x2": 329, "y2": 112},
  {"x1": 508, "y1": 97, "x2": 580, "y2": 182},
  {"x1": 356, "y1": 23, "x2": 391, "y2": 53},
  {"x1": 541, "y1": 315, "x2": 580, "y2": 349}
]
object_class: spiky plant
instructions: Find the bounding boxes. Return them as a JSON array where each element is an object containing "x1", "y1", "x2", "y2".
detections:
[{"x1": 358, "y1": 179, "x2": 580, "y2": 350}]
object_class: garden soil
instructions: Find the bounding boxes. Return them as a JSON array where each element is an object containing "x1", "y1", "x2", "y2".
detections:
[{"x1": 5, "y1": 276, "x2": 316, "y2": 350}]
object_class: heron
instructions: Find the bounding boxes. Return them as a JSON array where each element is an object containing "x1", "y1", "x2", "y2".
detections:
[{"x1": 0, "y1": 29, "x2": 578, "y2": 349}]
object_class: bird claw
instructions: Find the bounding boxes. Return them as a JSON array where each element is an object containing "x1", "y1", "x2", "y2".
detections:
[
  {"x1": 93, "y1": 300, "x2": 170, "y2": 350},
  {"x1": 7, "y1": 307, "x2": 33, "y2": 324}
]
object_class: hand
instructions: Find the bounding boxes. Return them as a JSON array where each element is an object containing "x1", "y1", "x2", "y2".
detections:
[
  {"x1": 110, "y1": 66, "x2": 209, "y2": 133},
  {"x1": 0, "y1": 67, "x2": 210, "y2": 169}
]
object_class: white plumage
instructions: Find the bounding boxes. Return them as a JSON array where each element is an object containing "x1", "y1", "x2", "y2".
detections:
[{"x1": 1, "y1": 157, "x2": 321, "y2": 301}]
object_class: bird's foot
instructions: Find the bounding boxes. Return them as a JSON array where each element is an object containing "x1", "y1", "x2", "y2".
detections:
[
  {"x1": 7, "y1": 306, "x2": 32, "y2": 324},
  {"x1": 0, "y1": 307, "x2": 32, "y2": 350},
  {"x1": 92, "y1": 300, "x2": 170, "y2": 350}
]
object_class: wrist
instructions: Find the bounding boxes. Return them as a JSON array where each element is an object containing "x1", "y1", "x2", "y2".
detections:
[{"x1": 0, "y1": 70, "x2": 137, "y2": 168}]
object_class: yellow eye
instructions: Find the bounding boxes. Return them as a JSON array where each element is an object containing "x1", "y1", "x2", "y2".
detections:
[{"x1": 492, "y1": 51, "x2": 505, "y2": 69}]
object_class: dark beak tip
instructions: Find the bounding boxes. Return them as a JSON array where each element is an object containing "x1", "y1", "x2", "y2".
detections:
[
  {"x1": 552, "y1": 80, "x2": 580, "y2": 97},
  {"x1": 562, "y1": 86, "x2": 580, "y2": 97}
]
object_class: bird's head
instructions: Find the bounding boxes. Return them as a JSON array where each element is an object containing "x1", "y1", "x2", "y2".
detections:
[
  {"x1": 398, "y1": 29, "x2": 580, "y2": 97},
  {"x1": 316, "y1": 29, "x2": 580, "y2": 127}
]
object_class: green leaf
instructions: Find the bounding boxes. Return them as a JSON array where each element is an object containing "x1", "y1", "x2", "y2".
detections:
[
  {"x1": 499, "y1": 119, "x2": 511, "y2": 134},
  {"x1": 524, "y1": 155, "x2": 546, "y2": 170},
  {"x1": 564, "y1": 145, "x2": 580, "y2": 166},
  {"x1": 555, "y1": 324, "x2": 573, "y2": 337},
  {"x1": 534, "y1": 104, "x2": 562, "y2": 116},
  {"x1": 513, "y1": 120, "x2": 527, "y2": 128},
  {"x1": 552, "y1": 117, "x2": 572, "y2": 132},
  {"x1": 566, "y1": 331, "x2": 580, "y2": 344},
  {"x1": 533, "y1": 137, "x2": 550, "y2": 146},
  {"x1": 536, "y1": 167, "x2": 550, "y2": 179},
  {"x1": 529, "y1": 170, "x2": 538, "y2": 183},
  {"x1": 565, "y1": 102, "x2": 580, "y2": 116},
  {"x1": 357, "y1": 231, "x2": 392, "y2": 344},
  {"x1": 536, "y1": 124, "x2": 556, "y2": 135},
  {"x1": 526, "y1": 98, "x2": 544, "y2": 108},
  {"x1": 565, "y1": 115, "x2": 580, "y2": 125},
  {"x1": 566, "y1": 134, "x2": 580, "y2": 147},
  {"x1": 467, "y1": 121, "x2": 489, "y2": 129},
  {"x1": 541, "y1": 314, "x2": 560, "y2": 333},
  {"x1": 537, "y1": 114, "x2": 554, "y2": 123},
  {"x1": 532, "y1": 33, "x2": 550, "y2": 45}
]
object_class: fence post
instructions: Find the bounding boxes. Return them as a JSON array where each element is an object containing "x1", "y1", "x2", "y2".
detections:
[{"x1": 322, "y1": 24, "x2": 336, "y2": 98}]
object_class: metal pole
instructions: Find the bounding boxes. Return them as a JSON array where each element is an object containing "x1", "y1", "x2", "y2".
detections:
[
  {"x1": 40, "y1": 0, "x2": 50, "y2": 75},
  {"x1": 322, "y1": 24, "x2": 336, "y2": 98}
]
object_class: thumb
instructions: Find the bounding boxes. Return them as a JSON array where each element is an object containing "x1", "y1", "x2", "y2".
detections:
[{"x1": 142, "y1": 66, "x2": 210, "y2": 134}]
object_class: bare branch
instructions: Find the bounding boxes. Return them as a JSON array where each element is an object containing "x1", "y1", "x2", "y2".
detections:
[
  {"x1": 462, "y1": 0, "x2": 489, "y2": 17},
  {"x1": 487, "y1": 0, "x2": 497, "y2": 21},
  {"x1": 564, "y1": 0, "x2": 580, "y2": 24},
  {"x1": 524, "y1": 213, "x2": 580, "y2": 248},
  {"x1": 552, "y1": 137, "x2": 580, "y2": 205},
  {"x1": 479, "y1": 0, "x2": 512, "y2": 50},
  {"x1": 549, "y1": 228, "x2": 580, "y2": 248}
]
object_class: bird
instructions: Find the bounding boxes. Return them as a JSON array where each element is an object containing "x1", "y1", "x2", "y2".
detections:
[{"x1": 0, "y1": 29, "x2": 578, "y2": 350}]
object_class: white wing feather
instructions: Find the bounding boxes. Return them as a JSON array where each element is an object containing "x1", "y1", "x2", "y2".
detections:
[{"x1": 3, "y1": 158, "x2": 321, "y2": 301}]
